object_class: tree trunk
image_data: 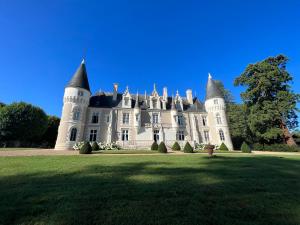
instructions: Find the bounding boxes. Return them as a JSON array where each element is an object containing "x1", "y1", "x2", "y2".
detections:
[{"x1": 280, "y1": 121, "x2": 297, "y2": 146}]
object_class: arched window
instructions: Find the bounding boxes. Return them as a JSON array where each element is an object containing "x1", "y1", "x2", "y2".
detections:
[
  {"x1": 72, "y1": 107, "x2": 81, "y2": 120},
  {"x1": 216, "y1": 113, "x2": 222, "y2": 124},
  {"x1": 219, "y1": 129, "x2": 225, "y2": 141},
  {"x1": 70, "y1": 128, "x2": 77, "y2": 141}
]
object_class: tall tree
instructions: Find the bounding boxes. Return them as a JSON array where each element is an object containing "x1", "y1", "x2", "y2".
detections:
[
  {"x1": 234, "y1": 55, "x2": 299, "y2": 145},
  {"x1": 39, "y1": 116, "x2": 60, "y2": 148}
]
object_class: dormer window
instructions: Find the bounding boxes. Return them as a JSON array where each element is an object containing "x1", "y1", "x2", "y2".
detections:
[
  {"x1": 124, "y1": 97, "x2": 129, "y2": 106},
  {"x1": 78, "y1": 91, "x2": 84, "y2": 96}
]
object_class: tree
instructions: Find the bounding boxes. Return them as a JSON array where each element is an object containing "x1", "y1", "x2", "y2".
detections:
[
  {"x1": 0, "y1": 102, "x2": 5, "y2": 108},
  {"x1": 218, "y1": 142, "x2": 229, "y2": 151},
  {"x1": 171, "y1": 142, "x2": 181, "y2": 151},
  {"x1": 39, "y1": 116, "x2": 60, "y2": 148},
  {"x1": 0, "y1": 102, "x2": 48, "y2": 146},
  {"x1": 158, "y1": 142, "x2": 167, "y2": 153},
  {"x1": 183, "y1": 142, "x2": 194, "y2": 153},
  {"x1": 234, "y1": 55, "x2": 299, "y2": 146}
]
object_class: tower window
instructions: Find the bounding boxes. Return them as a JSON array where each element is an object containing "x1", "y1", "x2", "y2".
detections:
[
  {"x1": 219, "y1": 129, "x2": 225, "y2": 141},
  {"x1": 177, "y1": 130, "x2": 185, "y2": 141},
  {"x1": 91, "y1": 112, "x2": 99, "y2": 123},
  {"x1": 122, "y1": 113, "x2": 129, "y2": 124},
  {"x1": 204, "y1": 131, "x2": 210, "y2": 142},
  {"x1": 70, "y1": 128, "x2": 77, "y2": 141},
  {"x1": 89, "y1": 129, "x2": 97, "y2": 142},
  {"x1": 72, "y1": 107, "x2": 81, "y2": 120},
  {"x1": 78, "y1": 91, "x2": 84, "y2": 96},
  {"x1": 216, "y1": 113, "x2": 222, "y2": 124},
  {"x1": 122, "y1": 129, "x2": 129, "y2": 141},
  {"x1": 214, "y1": 99, "x2": 218, "y2": 105}
]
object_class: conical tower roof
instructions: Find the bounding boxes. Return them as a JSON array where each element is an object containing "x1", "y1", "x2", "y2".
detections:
[
  {"x1": 205, "y1": 73, "x2": 223, "y2": 100},
  {"x1": 67, "y1": 59, "x2": 91, "y2": 92}
]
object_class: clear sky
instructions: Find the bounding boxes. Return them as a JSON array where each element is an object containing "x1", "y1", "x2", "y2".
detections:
[{"x1": 0, "y1": 0, "x2": 299, "y2": 117}]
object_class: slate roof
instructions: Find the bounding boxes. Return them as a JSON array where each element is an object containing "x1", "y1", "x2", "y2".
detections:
[
  {"x1": 67, "y1": 60, "x2": 91, "y2": 92},
  {"x1": 89, "y1": 92, "x2": 205, "y2": 112},
  {"x1": 205, "y1": 76, "x2": 223, "y2": 100}
]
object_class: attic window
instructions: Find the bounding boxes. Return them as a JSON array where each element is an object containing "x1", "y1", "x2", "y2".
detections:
[{"x1": 124, "y1": 97, "x2": 129, "y2": 106}]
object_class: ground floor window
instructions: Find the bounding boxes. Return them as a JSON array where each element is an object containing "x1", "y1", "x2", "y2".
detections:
[
  {"x1": 122, "y1": 129, "x2": 129, "y2": 141},
  {"x1": 204, "y1": 131, "x2": 210, "y2": 142},
  {"x1": 177, "y1": 130, "x2": 185, "y2": 141},
  {"x1": 219, "y1": 129, "x2": 225, "y2": 141},
  {"x1": 153, "y1": 129, "x2": 159, "y2": 142},
  {"x1": 70, "y1": 128, "x2": 77, "y2": 141},
  {"x1": 89, "y1": 129, "x2": 97, "y2": 142}
]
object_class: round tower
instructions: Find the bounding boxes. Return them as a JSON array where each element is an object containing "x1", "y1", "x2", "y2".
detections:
[
  {"x1": 55, "y1": 59, "x2": 91, "y2": 150},
  {"x1": 204, "y1": 73, "x2": 233, "y2": 150}
]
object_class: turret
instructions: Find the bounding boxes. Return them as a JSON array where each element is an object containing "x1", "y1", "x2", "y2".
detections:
[
  {"x1": 170, "y1": 95, "x2": 178, "y2": 128},
  {"x1": 134, "y1": 92, "x2": 141, "y2": 128},
  {"x1": 55, "y1": 59, "x2": 91, "y2": 150},
  {"x1": 204, "y1": 73, "x2": 233, "y2": 150}
]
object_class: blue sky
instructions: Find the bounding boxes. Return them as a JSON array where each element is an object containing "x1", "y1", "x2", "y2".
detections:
[{"x1": 0, "y1": 0, "x2": 299, "y2": 117}]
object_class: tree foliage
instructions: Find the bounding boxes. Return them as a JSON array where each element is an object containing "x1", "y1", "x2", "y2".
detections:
[
  {"x1": 171, "y1": 142, "x2": 181, "y2": 151},
  {"x1": 234, "y1": 55, "x2": 299, "y2": 145},
  {"x1": 0, "y1": 102, "x2": 48, "y2": 144},
  {"x1": 39, "y1": 116, "x2": 60, "y2": 148}
]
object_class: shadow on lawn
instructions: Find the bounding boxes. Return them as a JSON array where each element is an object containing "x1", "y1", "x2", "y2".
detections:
[{"x1": 0, "y1": 156, "x2": 299, "y2": 225}]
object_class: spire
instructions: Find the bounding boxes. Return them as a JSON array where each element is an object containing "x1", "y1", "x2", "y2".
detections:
[
  {"x1": 67, "y1": 59, "x2": 91, "y2": 92},
  {"x1": 205, "y1": 73, "x2": 223, "y2": 100},
  {"x1": 135, "y1": 92, "x2": 139, "y2": 108},
  {"x1": 171, "y1": 95, "x2": 175, "y2": 110}
]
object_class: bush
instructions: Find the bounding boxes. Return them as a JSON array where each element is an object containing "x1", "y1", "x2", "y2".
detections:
[
  {"x1": 172, "y1": 142, "x2": 181, "y2": 151},
  {"x1": 91, "y1": 142, "x2": 100, "y2": 151},
  {"x1": 183, "y1": 142, "x2": 194, "y2": 153},
  {"x1": 158, "y1": 142, "x2": 168, "y2": 153},
  {"x1": 241, "y1": 142, "x2": 251, "y2": 153},
  {"x1": 218, "y1": 142, "x2": 229, "y2": 151},
  {"x1": 151, "y1": 141, "x2": 158, "y2": 151},
  {"x1": 79, "y1": 141, "x2": 92, "y2": 154},
  {"x1": 253, "y1": 143, "x2": 300, "y2": 152}
]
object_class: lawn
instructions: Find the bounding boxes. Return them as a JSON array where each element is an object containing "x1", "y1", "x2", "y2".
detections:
[{"x1": 0, "y1": 154, "x2": 299, "y2": 225}]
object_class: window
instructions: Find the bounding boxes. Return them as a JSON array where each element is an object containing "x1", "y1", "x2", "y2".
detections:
[
  {"x1": 91, "y1": 112, "x2": 99, "y2": 123},
  {"x1": 122, "y1": 129, "x2": 129, "y2": 141},
  {"x1": 152, "y1": 113, "x2": 159, "y2": 124},
  {"x1": 72, "y1": 108, "x2": 81, "y2": 120},
  {"x1": 153, "y1": 130, "x2": 159, "y2": 142},
  {"x1": 135, "y1": 114, "x2": 139, "y2": 122},
  {"x1": 153, "y1": 99, "x2": 159, "y2": 109},
  {"x1": 178, "y1": 115, "x2": 184, "y2": 126},
  {"x1": 124, "y1": 97, "x2": 129, "y2": 106},
  {"x1": 78, "y1": 91, "x2": 83, "y2": 96},
  {"x1": 204, "y1": 131, "x2": 210, "y2": 142},
  {"x1": 70, "y1": 128, "x2": 77, "y2": 141},
  {"x1": 177, "y1": 130, "x2": 185, "y2": 141},
  {"x1": 219, "y1": 129, "x2": 225, "y2": 141},
  {"x1": 202, "y1": 116, "x2": 207, "y2": 126},
  {"x1": 216, "y1": 113, "x2": 222, "y2": 124},
  {"x1": 214, "y1": 99, "x2": 218, "y2": 105},
  {"x1": 106, "y1": 115, "x2": 110, "y2": 123},
  {"x1": 123, "y1": 113, "x2": 129, "y2": 124},
  {"x1": 89, "y1": 129, "x2": 97, "y2": 142}
]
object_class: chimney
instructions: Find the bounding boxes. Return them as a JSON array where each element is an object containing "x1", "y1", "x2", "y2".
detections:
[
  {"x1": 113, "y1": 83, "x2": 118, "y2": 101},
  {"x1": 163, "y1": 87, "x2": 168, "y2": 100},
  {"x1": 186, "y1": 89, "x2": 193, "y2": 104}
]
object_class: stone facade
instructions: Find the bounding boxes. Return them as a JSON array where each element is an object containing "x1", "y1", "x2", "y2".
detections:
[{"x1": 55, "y1": 61, "x2": 233, "y2": 150}]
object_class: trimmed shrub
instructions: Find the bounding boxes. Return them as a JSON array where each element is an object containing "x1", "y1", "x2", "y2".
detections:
[
  {"x1": 91, "y1": 142, "x2": 100, "y2": 151},
  {"x1": 172, "y1": 142, "x2": 181, "y2": 151},
  {"x1": 151, "y1": 141, "x2": 158, "y2": 151},
  {"x1": 79, "y1": 141, "x2": 92, "y2": 154},
  {"x1": 158, "y1": 142, "x2": 168, "y2": 153},
  {"x1": 241, "y1": 142, "x2": 251, "y2": 153},
  {"x1": 183, "y1": 142, "x2": 194, "y2": 153},
  {"x1": 218, "y1": 142, "x2": 229, "y2": 151},
  {"x1": 253, "y1": 143, "x2": 300, "y2": 152}
]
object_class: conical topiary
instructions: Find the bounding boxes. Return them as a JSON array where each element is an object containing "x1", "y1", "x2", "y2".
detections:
[
  {"x1": 172, "y1": 142, "x2": 181, "y2": 151},
  {"x1": 241, "y1": 142, "x2": 251, "y2": 153},
  {"x1": 79, "y1": 141, "x2": 92, "y2": 154},
  {"x1": 218, "y1": 142, "x2": 229, "y2": 151},
  {"x1": 91, "y1": 142, "x2": 100, "y2": 151},
  {"x1": 151, "y1": 141, "x2": 158, "y2": 151},
  {"x1": 158, "y1": 142, "x2": 168, "y2": 153},
  {"x1": 183, "y1": 142, "x2": 194, "y2": 153}
]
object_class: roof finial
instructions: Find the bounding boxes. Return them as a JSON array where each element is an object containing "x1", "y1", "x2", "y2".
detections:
[{"x1": 208, "y1": 73, "x2": 212, "y2": 79}]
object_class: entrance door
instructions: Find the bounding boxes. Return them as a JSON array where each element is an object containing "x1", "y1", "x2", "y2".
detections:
[{"x1": 153, "y1": 130, "x2": 160, "y2": 142}]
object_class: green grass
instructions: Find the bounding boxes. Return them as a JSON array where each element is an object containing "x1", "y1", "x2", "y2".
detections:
[{"x1": 0, "y1": 154, "x2": 299, "y2": 225}]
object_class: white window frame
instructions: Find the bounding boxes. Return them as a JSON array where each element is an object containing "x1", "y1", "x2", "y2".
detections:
[
  {"x1": 89, "y1": 129, "x2": 97, "y2": 142},
  {"x1": 204, "y1": 131, "x2": 210, "y2": 142},
  {"x1": 219, "y1": 129, "x2": 225, "y2": 141},
  {"x1": 152, "y1": 113, "x2": 159, "y2": 124},
  {"x1": 177, "y1": 130, "x2": 185, "y2": 141},
  {"x1": 202, "y1": 116, "x2": 207, "y2": 126},
  {"x1": 91, "y1": 112, "x2": 99, "y2": 124},
  {"x1": 216, "y1": 113, "x2": 222, "y2": 125},
  {"x1": 121, "y1": 129, "x2": 129, "y2": 141},
  {"x1": 122, "y1": 113, "x2": 130, "y2": 124},
  {"x1": 70, "y1": 128, "x2": 77, "y2": 141},
  {"x1": 178, "y1": 115, "x2": 184, "y2": 126},
  {"x1": 72, "y1": 108, "x2": 81, "y2": 121}
]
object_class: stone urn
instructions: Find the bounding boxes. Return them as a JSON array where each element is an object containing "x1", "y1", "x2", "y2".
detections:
[{"x1": 205, "y1": 144, "x2": 215, "y2": 156}]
